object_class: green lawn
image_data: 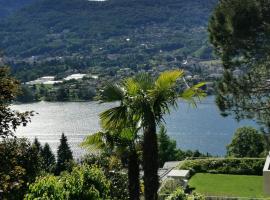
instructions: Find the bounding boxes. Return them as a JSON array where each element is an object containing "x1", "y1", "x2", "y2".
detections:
[{"x1": 189, "y1": 173, "x2": 269, "y2": 198}]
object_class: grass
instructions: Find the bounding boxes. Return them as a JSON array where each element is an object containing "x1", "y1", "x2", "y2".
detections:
[{"x1": 189, "y1": 173, "x2": 269, "y2": 198}]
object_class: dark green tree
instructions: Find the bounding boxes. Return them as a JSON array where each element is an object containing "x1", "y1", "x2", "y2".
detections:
[
  {"x1": 208, "y1": 0, "x2": 270, "y2": 131},
  {"x1": 0, "y1": 67, "x2": 33, "y2": 137},
  {"x1": 16, "y1": 85, "x2": 35, "y2": 103},
  {"x1": 55, "y1": 133, "x2": 73, "y2": 175},
  {"x1": 0, "y1": 138, "x2": 43, "y2": 200},
  {"x1": 158, "y1": 125, "x2": 183, "y2": 167},
  {"x1": 227, "y1": 127, "x2": 266, "y2": 158},
  {"x1": 33, "y1": 137, "x2": 42, "y2": 152},
  {"x1": 41, "y1": 143, "x2": 56, "y2": 173}
]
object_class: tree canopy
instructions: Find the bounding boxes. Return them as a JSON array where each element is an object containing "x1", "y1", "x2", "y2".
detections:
[
  {"x1": 208, "y1": 0, "x2": 270, "y2": 130},
  {"x1": 0, "y1": 67, "x2": 33, "y2": 137},
  {"x1": 227, "y1": 127, "x2": 266, "y2": 158}
]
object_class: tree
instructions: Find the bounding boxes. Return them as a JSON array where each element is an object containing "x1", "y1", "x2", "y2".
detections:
[
  {"x1": 158, "y1": 125, "x2": 183, "y2": 167},
  {"x1": 81, "y1": 153, "x2": 129, "y2": 200},
  {"x1": 208, "y1": 0, "x2": 270, "y2": 131},
  {"x1": 32, "y1": 137, "x2": 42, "y2": 152},
  {"x1": 55, "y1": 133, "x2": 73, "y2": 175},
  {"x1": 16, "y1": 85, "x2": 35, "y2": 103},
  {"x1": 0, "y1": 67, "x2": 33, "y2": 137},
  {"x1": 82, "y1": 127, "x2": 140, "y2": 200},
  {"x1": 0, "y1": 138, "x2": 43, "y2": 200},
  {"x1": 99, "y1": 70, "x2": 205, "y2": 199},
  {"x1": 41, "y1": 143, "x2": 56, "y2": 173},
  {"x1": 227, "y1": 127, "x2": 266, "y2": 158}
]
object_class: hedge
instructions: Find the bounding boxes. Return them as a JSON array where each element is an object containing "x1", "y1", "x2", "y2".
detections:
[{"x1": 178, "y1": 158, "x2": 265, "y2": 175}]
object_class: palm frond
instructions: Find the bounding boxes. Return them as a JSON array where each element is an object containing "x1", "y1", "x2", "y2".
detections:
[
  {"x1": 134, "y1": 73, "x2": 154, "y2": 91},
  {"x1": 81, "y1": 131, "x2": 106, "y2": 150},
  {"x1": 155, "y1": 70, "x2": 184, "y2": 90},
  {"x1": 180, "y1": 82, "x2": 207, "y2": 107},
  {"x1": 100, "y1": 106, "x2": 128, "y2": 130},
  {"x1": 123, "y1": 78, "x2": 140, "y2": 96},
  {"x1": 99, "y1": 83, "x2": 124, "y2": 102}
]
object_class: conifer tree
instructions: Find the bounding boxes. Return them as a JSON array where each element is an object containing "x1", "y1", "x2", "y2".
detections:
[
  {"x1": 33, "y1": 137, "x2": 42, "y2": 153},
  {"x1": 41, "y1": 143, "x2": 56, "y2": 173},
  {"x1": 55, "y1": 133, "x2": 73, "y2": 175}
]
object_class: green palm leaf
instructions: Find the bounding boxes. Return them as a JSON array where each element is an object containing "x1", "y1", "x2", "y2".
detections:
[
  {"x1": 100, "y1": 106, "x2": 128, "y2": 130},
  {"x1": 100, "y1": 83, "x2": 124, "y2": 102},
  {"x1": 155, "y1": 70, "x2": 184, "y2": 90},
  {"x1": 81, "y1": 131, "x2": 106, "y2": 150}
]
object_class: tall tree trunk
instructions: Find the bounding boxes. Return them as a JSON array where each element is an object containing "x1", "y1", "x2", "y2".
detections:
[
  {"x1": 143, "y1": 112, "x2": 159, "y2": 200},
  {"x1": 128, "y1": 149, "x2": 140, "y2": 200}
]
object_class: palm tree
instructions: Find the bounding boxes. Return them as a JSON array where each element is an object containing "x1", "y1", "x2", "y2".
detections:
[
  {"x1": 82, "y1": 127, "x2": 141, "y2": 200},
  {"x1": 99, "y1": 70, "x2": 205, "y2": 200}
]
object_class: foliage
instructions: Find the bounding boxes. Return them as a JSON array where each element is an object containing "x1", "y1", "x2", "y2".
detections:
[
  {"x1": 208, "y1": 0, "x2": 270, "y2": 129},
  {"x1": 41, "y1": 143, "x2": 56, "y2": 173},
  {"x1": 165, "y1": 188, "x2": 187, "y2": 200},
  {"x1": 0, "y1": 138, "x2": 44, "y2": 200},
  {"x1": 227, "y1": 127, "x2": 266, "y2": 158},
  {"x1": 55, "y1": 133, "x2": 74, "y2": 175},
  {"x1": 0, "y1": 67, "x2": 33, "y2": 137},
  {"x1": 25, "y1": 164, "x2": 111, "y2": 200},
  {"x1": 81, "y1": 154, "x2": 129, "y2": 200},
  {"x1": 158, "y1": 125, "x2": 183, "y2": 167},
  {"x1": 189, "y1": 173, "x2": 266, "y2": 198},
  {"x1": 179, "y1": 158, "x2": 265, "y2": 175},
  {"x1": 24, "y1": 175, "x2": 67, "y2": 200}
]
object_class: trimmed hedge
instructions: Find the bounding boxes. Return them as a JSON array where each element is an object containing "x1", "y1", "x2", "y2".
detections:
[{"x1": 179, "y1": 158, "x2": 265, "y2": 175}]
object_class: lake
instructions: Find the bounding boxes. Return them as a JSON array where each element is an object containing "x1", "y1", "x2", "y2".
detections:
[{"x1": 12, "y1": 96, "x2": 256, "y2": 158}]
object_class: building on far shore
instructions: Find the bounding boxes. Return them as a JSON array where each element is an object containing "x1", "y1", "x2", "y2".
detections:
[{"x1": 264, "y1": 152, "x2": 270, "y2": 195}]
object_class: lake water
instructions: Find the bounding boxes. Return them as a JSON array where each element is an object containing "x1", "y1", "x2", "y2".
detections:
[{"x1": 12, "y1": 96, "x2": 256, "y2": 158}]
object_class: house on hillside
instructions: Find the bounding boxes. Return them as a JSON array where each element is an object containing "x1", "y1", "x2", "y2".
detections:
[{"x1": 264, "y1": 152, "x2": 270, "y2": 195}]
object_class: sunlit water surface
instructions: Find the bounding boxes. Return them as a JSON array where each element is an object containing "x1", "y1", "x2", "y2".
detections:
[{"x1": 12, "y1": 96, "x2": 256, "y2": 158}]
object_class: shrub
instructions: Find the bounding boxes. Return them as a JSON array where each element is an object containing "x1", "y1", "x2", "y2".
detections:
[
  {"x1": 25, "y1": 165, "x2": 111, "y2": 200},
  {"x1": 165, "y1": 188, "x2": 187, "y2": 200},
  {"x1": 179, "y1": 158, "x2": 265, "y2": 175},
  {"x1": 25, "y1": 176, "x2": 67, "y2": 200},
  {"x1": 227, "y1": 127, "x2": 266, "y2": 158}
]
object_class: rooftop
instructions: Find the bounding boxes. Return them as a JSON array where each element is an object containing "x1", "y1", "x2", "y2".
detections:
[{"x1": 167, "y1": 170, "x2": 190, "y2": 178}]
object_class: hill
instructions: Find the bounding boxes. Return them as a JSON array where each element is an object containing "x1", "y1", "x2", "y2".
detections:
[
  {"x1": 0, "y1": 0, "x2": 36, "y2": 19},
  {"x1": 0, "y1": 0, "x2": 217, "y2": 81}
]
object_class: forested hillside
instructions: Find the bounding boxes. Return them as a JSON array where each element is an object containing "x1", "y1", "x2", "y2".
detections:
[
  {"x1": 0, "y1": 0, "x2": 217, "y2": 83},
  {"x1": 0, "y1": 0, "x2": 36, "y2": 19},
  {"x1": 0, "y1": 0, "x2": 216, "y2": 58}
]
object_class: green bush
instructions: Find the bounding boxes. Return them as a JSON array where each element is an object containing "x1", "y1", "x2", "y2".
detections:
[
  {"x1": 165, "y1": 188, "x2": 187, "y2": 200},
  {"x1": 25, "y1": 165, "x2": 111, "y2": 200},
  {"x1": 179, "y1": 158, "x2": 265, "y2": 175},
  {"x1": 25, "y1": 176, "x2": 68, "y2": 200}
]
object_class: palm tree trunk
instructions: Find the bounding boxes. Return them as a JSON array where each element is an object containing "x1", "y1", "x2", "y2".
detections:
[
  {"x1": 143, "y1": 111, "x2": 159, "y2": 200},
  {"x1": 128, "y1": 149, "x2": 140, "y2": 200}
]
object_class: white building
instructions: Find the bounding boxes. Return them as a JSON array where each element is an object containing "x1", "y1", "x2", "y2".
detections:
[
  {"x1": 64, "y1": 74, "x2": 86, "y2": 81},
  {"x1": 264, "y1": 152, "x2": 270, "y2": 195},
  {"x1": 26, "y1": 76, "x2": 62, "y2": 85}
]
